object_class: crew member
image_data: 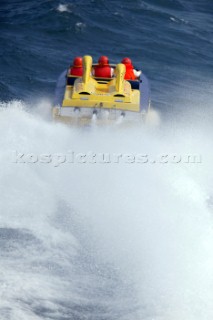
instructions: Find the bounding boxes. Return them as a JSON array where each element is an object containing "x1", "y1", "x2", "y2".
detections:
[
  {"x1": 93, "y1": 56, "x2": 114, "y2": 78},
  {"x1": 69, "y1": 56, "x2": 83, "y2": 76},
  {"x1": 121, "y1": 57, "x2": 141, "y2": 80}
]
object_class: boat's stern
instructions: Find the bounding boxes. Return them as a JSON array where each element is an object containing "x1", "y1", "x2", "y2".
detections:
[{"x1": 53, "y1": 55, "x2": 150, "y2": 125}]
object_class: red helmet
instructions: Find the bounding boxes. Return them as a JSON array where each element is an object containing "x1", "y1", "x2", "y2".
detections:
[
  {"x1": 73, "y1": 56, "x2": 82, "y2": 67},
  {"x1": 121, "y1": 57, "x2": 132, "y2": 65},
  {"x1": 98, "y1": 56, "x2": 109, "y2": 66}
]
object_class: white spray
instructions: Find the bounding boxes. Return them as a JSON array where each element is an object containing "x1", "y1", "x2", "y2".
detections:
[{"x1": 0, "y1": 100, "x2": 212, "y2": 320}]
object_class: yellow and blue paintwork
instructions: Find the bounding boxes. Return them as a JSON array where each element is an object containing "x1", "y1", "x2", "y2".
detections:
[{"x1": 53, "y1": 55, "x2": 150, "y2": 124}]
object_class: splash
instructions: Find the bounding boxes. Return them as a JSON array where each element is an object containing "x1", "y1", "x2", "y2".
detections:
[{"x1": 0, "y1": 101, "x2": 212, "y2": 320}]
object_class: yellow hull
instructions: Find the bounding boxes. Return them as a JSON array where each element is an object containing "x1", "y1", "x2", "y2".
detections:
[{"x1": 53, "y1": 55, "x2": 150, "y2": 125}]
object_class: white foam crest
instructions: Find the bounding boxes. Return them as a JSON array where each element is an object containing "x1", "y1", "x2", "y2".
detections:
[
  {"x1": 0, "y1": 100, "x2": 212, "y2": 319},
  {"x1": 56, "y1": 4, "x2": 71, "y2": 13}
]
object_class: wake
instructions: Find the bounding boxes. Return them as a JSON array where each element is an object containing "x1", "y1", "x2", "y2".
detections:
[{"x1": 0, "y1": 100, "x2": 212, "y2": 320}]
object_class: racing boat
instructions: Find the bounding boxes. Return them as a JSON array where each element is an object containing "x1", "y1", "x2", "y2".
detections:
[{"x1": 53, "y1": 55, "x2": 150, "y2": 124}]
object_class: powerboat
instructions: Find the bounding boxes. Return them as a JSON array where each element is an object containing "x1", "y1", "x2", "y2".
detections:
[{"x1": 53, "y1": 55, "x2": 150, "y2": 125}]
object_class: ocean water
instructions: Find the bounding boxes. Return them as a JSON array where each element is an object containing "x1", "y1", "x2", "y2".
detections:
[{"x1": 0, "y1": 1, "x2": 213, "y2": 319}]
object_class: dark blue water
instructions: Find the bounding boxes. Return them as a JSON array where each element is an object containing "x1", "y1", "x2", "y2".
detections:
[
  {"x1": 1, "y1": 0, "x2": 212, "y2": 109},
  {"x1": 0, "y1": 1, "x2": 213, "y2": 320}
]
